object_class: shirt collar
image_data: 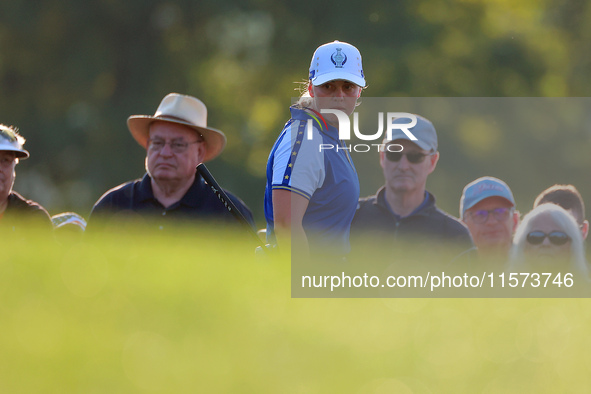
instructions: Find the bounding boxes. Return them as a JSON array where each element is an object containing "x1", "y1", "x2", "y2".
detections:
[
  {"x1": 289, "y1": 106, "x2": 340, "y2": 142},
  {"x1": 376, "y1": 186, "x2": 435, "y2": 219},
  {"x1": 179, "y1": 173, "x2": 206, "y2": 208},
  {"x1": 139, "y1": 173, "x2": 205, "y2": 208},
  {"x1": 138, "y1": 174, "x2": 155, "y2": 203}
]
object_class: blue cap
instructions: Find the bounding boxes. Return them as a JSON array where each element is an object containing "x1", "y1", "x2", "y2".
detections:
[{"x1": 460, "y1": 176, "x2": 515, "y2": 218}]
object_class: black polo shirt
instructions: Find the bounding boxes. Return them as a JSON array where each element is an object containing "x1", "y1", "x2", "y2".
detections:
[
  {"x1": 350, "y1": 186, "x2": 473, "y2": 259},
  {"x1": 1, "y1": 191, "x2": 53, "y2": 233},
  {"x1": 88, "y1": 173, "x2": 255, "y2": 231}
]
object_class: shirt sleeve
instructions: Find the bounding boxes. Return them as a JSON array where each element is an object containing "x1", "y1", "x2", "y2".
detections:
[{"x1": 271, "y1": 120, "x2": 325, "y2": 200}]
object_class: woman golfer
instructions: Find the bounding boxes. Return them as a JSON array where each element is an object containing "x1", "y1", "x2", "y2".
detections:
[{"x1": 264, "y1": 40, "x2": 366, "y2": 259}]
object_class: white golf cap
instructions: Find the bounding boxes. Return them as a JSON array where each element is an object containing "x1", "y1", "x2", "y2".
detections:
[
  {"x1": 0, "y1": 125, "x2": 29, "y2": 159},
  {"x1": 308, "y1": 41, "x2": 366, "y2": 87}
]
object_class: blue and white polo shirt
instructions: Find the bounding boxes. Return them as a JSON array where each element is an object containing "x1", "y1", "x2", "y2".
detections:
[{"x1": 264, "y1": 106, "x2": 360, "y2": 255}]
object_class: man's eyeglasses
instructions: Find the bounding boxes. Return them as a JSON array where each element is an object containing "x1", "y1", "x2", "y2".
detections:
[
  {"x1": 466, "y1": 207, "x2": 512, "y2": 224},
  {"x1": 148, "y1": 139, "x2": 201, "y2": 153},
  {"x1": 526, "y1": 231, "x2": 571, "y2": 246},
  {"x1": 385, "y1": 151, "x2": 433, "y2": 164}
]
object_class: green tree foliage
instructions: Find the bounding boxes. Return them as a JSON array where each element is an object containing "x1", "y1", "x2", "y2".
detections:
[{"x1": 0, "y1": 0, "x2": 590, "y2": 223}]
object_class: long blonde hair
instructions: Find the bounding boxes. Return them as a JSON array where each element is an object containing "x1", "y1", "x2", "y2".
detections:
[
  {"x1": 293, "y1": 81, "x2": 314, "y2": 109},
  {"x1": 509, "y1": 203, "x2": 588, "y2": 276}
]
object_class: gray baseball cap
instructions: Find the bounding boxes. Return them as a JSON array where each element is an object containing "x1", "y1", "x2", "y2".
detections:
[{"x1": 384, "y1": 114, "x2": 438, "y2": 152}]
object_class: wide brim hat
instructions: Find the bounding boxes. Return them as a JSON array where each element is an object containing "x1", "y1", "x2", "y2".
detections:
[
  {"x1": 128, "y1": 93, "x2": 226, "y2": 162},
  {"x1": 0, "y1": 128, "x2": 29, "y2": 159}
]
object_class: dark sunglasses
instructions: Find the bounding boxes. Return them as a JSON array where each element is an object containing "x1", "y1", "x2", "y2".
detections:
[
  {"x1": 467, "y1": 207, "x2": 512, "y2": 224},
  {"x1": 385, "y1": 151, "x2": 433, "y2": 164},
  {"x1": 526, "y1": 231, "x2": 571, "y2": 246}
]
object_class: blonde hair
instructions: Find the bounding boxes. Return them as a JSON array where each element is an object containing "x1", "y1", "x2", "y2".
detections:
[
  {"x1": 293, "y1": 80, "x2": 314, "y2": 109},
  {"x1": 509, "y1": 203, "x2": 588, "y2": 275}
]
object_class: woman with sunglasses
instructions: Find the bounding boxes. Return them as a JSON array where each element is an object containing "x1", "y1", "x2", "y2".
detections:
[
  {"x1": 264, "y1": 41, "x2": 365, "y2": 259},
  {"x1": 509, "y1": 203, "x2": 588, "y2": 277}
]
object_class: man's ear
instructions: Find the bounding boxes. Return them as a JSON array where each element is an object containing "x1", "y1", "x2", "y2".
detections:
[
  {"x1": 379, "y1": 149, "x2": 386, "y2": 169},
  {"x1": 512, "y1": 210, "x2": 520, "y2": 233},
  {"x1": 196, "y1": 141, "x2": 207, "y2": 163},
  {"x1": 308, "y1": 84, "x2": 314, "y2": 97},
  {"x1": 582, "y1": 220, "x2": 589, "y2": 240},
  {"x1": 426, "y1": 151, "x2": 440, "y2": 174}
]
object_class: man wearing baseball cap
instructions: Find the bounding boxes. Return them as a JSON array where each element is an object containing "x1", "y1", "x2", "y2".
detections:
[
  {"x1": 351, "y1": 115, "x2": 473, "y2": 257},
  {"x1": 460, "y1": 176, "x2": 519, "y2": 257},
  {"x1": 0, "y1": 124, "x2": 52, "y2": 232},
  {"x1": 88, "y1": 93, "x2": 254, "y2": 230}
]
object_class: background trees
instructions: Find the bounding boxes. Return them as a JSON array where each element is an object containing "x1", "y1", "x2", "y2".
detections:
[{"x1": 1, "y1": 0, "x2": 590, "y2": 225}]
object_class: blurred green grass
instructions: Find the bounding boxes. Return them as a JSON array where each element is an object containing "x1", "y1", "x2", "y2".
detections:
[{"x1": 2, "y1": 224, "x2": 591, "y2": 393}]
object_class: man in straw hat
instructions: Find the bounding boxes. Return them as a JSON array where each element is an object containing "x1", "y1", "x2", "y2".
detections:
[
  {"x1": 0, "y1": 124, "x2": 52, "y2": 232},
  {"x1": 88, "y1": 93, "x2": 254, "y2": 230}
]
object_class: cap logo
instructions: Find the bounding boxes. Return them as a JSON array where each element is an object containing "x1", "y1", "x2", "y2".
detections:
[
  {"x1": 473, "y1": 183, "x2": 506, "y2": 195},
  {"x1": 331, "y1": 48, "x2": 347, "y2": 68}
]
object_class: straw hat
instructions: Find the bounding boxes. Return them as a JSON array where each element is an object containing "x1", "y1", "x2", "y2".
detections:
[{"x1": 128, "y1": 93, "x2": 226, "y2": 162}]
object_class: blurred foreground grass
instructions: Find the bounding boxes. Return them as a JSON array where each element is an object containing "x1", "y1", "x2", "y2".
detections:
[{"x1": 2, "y1": 224, "x2": 591, "y2": 393}]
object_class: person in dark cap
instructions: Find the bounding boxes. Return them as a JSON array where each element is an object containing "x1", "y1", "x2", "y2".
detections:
[
  {"x1": 88, "y1": 93, "x2": 254, "y2": 231},
  {"x1": 350, "y1": 115, "x2": 473, "y2": 258},
  {"x1": 0, "y1": 124, "x2": 52, "y2": 233}
]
